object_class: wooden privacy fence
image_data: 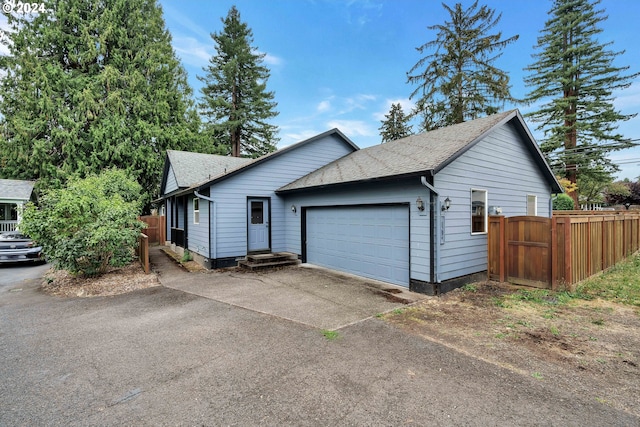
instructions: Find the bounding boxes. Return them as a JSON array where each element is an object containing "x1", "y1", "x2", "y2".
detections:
[
  {"x1": 139, "y1": 215, "x2": 166, "y2": 245},
  {"x1": 488, "y1": 212, "x2": 640, "y2": 289}
]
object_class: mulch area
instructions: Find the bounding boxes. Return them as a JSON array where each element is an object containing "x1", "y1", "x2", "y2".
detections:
[{"x1": 41, "y1": 261, "x2": 160, "y2": 298}]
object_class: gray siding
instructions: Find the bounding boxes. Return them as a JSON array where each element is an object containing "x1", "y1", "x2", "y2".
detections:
[
  {"x1": 435, "y1": 121, "x2": 552, "y2": 281},
  {"x1": 282, "y1": 180, "x2": 432, "y2": 284},
  {"x1": 164, "y1": 166, "x2": 179, "y2": 194},
  {"x1": 209, "y1": 133, "x2": 354, "y2": 259},
  {"x1": 187, "y1": 195, "x2": 210, "y2": 257}
]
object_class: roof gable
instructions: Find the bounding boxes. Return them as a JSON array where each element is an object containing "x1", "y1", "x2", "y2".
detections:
[
  {"x1": 278, "y1": 110, "x2": 562, "y2": 194},
  {"x1": 183, "y1": 128, "x2": 359, "y2": 193},
  {"x1": 160, "y1": 151, "x2": 253, "y2": 195},
  {"x1": 0, "y1": 179, "x2": 35, "y2": 201}
]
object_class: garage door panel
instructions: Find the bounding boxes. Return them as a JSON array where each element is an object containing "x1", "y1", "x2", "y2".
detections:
[{"x1": 306, "y1": 205, "x2": 409, "y2": 287}]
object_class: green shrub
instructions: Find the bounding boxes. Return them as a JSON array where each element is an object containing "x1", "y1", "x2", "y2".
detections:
[
  {"x1": 553, "y1": 193, "x2": 575, "y2": 210},
  {"x1": 21, "y1": 169, "x2": 144, "y2": 277}
]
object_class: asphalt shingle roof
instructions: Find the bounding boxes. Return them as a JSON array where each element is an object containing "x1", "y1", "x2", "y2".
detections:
[
  {"x1": 278, "y1": 110, "x2": 521, "y2": 192},
  {"x1": 0, "y1": 179, "x2": 35, "y2": 200},
  {"x1": 167, "y1": 150, "x2": 253, "y2": 189}
]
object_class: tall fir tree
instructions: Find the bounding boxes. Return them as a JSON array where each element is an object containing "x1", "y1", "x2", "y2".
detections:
[
  {"x1": 379, "y1": 103, "x2": 412, "y2": 143},
  {"x1": 0, "y1": 0, "x2": 203, "y2": 207},
  {"x1": 407, "y1": 1, "x2": 518, "y2": 131},
  {"x1": 199, "y1": 6, "x2": 279, "y2": 158},
  {"x1": 524, "y1": 0, "x2": 639, "y2": 204}
]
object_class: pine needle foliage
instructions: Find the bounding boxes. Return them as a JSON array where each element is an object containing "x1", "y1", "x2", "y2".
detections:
[
  {"x1": 198, "y1": 6, "x2": 279, "y2": 158},
  {"x1": 0, "y1": 0, "x2": 203, "y2": 208},
  {"x1": 379, "y1": 103, "x2": 413, "y2": 143},
  {"x1": 524, "y1": 0, "x2": 639, "y2": 203},
  {"x1": 407, "y1": 1, "x2": 518, "y2": 131}
]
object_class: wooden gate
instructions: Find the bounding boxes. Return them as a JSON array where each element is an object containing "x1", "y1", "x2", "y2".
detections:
[
  {"x1": 505, "y1": 216, "x2": 552, "y2": 288},
  {"x1": 139, "y1": 215, "x2": 166, "y2": 245},
  {"x1": 489, "y1": 212, "x2": 640, "y2": 290}
]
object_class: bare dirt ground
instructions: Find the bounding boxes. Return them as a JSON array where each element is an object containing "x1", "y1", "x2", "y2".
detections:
[{"x1": 386, "y1": 281, "x2": 640, "y2": 417}]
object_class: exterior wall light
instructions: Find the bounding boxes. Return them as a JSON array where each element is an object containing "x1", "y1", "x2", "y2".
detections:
[
  {"x1": 442, "y1": 197, "x2": 451, "y2": 211},
  {"x1": 291, "y1": 204, "x2": 297, "y2": 213},
  {"x1": 416, "y1": 197, "x2": 425, "y2": 211}
]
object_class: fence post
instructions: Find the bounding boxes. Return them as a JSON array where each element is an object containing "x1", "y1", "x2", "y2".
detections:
[
  {"x1": 563, "y1": 217, "x2": 572, "y2": 289},
  {"x1": 500, "y1": 216, "x2": 506, "y2": 282},
  {"x1": 551, "y1": 216, "x2": 557, "y2": 290}
]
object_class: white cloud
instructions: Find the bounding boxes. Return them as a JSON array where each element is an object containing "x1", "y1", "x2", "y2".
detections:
[
  {"x1": 281, "y1": 130, "x2": 324, "y2": 146},
  {"x1": 316, "y1": 100, "x2": 331, "y2": 113},
  {"x1": 262, "y1": 52, "x2": 283, "y2": 67},
  {"x1": 172, "y1": 36, "x2": 212, "y2": 68},
  {"x1": 161, "y1": 3, "x2": 211, "y2": 41},
  {"x1": 613, "y1": 80, "x2": 640, "y2": 111},
  {"x1": 327, "y1": 119, "x2": 376, "y2": 137},
  {"x1": 339, "y1": 93, "x2": 376, "y2": 114}
]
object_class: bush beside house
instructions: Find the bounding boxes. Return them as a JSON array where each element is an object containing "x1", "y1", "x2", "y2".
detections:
[{"x1": 21, "y1": 169, "x2": 144, "y2": 277}]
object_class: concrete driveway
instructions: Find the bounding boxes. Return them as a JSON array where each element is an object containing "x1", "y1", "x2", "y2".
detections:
[{"x1": 153, "y1": 247, "x2": 425, "y2": 330}]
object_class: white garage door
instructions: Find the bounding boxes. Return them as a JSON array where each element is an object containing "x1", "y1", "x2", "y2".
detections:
[{"x1": 306, "y1": 205, "x2": 410, "y2": 287}]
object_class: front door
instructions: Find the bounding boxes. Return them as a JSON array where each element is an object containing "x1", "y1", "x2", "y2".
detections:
[{"x1": 247, "y1": 198, "x2": 270, "y2": 252}]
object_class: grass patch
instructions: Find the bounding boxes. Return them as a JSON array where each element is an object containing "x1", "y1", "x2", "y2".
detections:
[
  {"x1": 493, "y1": 254, "x2": 640, "y2": 310},
  {"x1": 531, "y1": 372, "x2": 544, "y2": 380},
  {"x1": 461, "y1": 284, "x2": 478, "y2": 292},
  {"x1": 321, "y1": 329, "x2": 340, "y2": 340},
  {"x1": 576, "y1": 254, "x2": 640, "y2": 307}
]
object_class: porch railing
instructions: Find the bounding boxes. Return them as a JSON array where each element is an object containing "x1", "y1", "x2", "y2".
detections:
[{"x1": 0, "y1": 221, "x2": 18, "y2": 232}]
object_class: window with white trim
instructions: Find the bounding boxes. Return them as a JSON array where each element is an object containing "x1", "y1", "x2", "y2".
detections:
[
  {"x1": 193, "y1": 197, "x2": 200, "y2": 224},
  {"x1": 471, "y1": 189, "x2": 487, "y2": 234},
  {"x1": 527, "y1": 195, "x2": 537, "y2": 216}
]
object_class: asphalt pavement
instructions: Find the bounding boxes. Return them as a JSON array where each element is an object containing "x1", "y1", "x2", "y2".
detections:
[
  {"x1": 0, "y1": 261, "x2": 50, "y2": 287},
  {"x1": 0, "y1": 253, "x2": 637, "y2": 426}
]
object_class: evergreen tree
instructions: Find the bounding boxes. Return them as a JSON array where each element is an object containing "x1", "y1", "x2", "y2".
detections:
[
  {"x1": 199, "y1": 6, "x2": 279, "y2": 158},
  {"x1": 379, "y1": 103, "x2": 413, "y2": 143},
  {"x1": 524, "y1": 0, "x2": 639, "y2": 204},
  {"x1": 0, "y1": 0, "x2": 202, "y2": 207},
  {"x1": 407, "y1": 1, "x2": 518, "y2": 131}
]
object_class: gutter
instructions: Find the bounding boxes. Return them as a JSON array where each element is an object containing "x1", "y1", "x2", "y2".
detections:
[{"x1": 420, "y1": 175, "x2": 440, "y2": 284}]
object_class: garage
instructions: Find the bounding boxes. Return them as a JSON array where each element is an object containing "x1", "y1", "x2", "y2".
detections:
[{"x1": 305, "y1": 204, "x2": 410, "y2": 287}]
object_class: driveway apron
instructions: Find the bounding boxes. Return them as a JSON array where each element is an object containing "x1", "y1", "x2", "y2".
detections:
[{"x1": 150, "y1": 246, "x2": 425, "y2": 330}]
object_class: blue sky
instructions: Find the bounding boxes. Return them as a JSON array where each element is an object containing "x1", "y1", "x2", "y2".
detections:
[{"x1": 166, "y1": 1, "x2": 635, "y2": 180}]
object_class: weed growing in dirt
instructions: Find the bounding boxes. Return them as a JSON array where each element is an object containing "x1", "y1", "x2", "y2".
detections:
[
  {"x1": 531, "y1": 372, "x2": 544, "y2": 380},
  {"x1": 461, "y1": 284, "x2": 478, "y2": 292},
  {"x1": 321, "y1": 330, "x2": 339, "y2": 340}
]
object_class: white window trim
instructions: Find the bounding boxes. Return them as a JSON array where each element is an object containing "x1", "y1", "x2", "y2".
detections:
[
  {"x1": 193, "y1": 197, "x2": 200, "y2": 224},
  {"x1": 471, "y1": 188, "x2": 488, "y2": 235},
  {"x1": 527, "y1": 194, "x2": 538, "y2": 216}
]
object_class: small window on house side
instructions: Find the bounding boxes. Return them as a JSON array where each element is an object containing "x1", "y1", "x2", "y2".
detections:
[
  {"x1": 527, "y1": 195, "x2": 537, "y2": 216},
  {"x1": 193, "y1": 198, "x2": 200, "y2": 224},
  {"x1": 471, "y1": 189, "x2": 487, "y2": 234}
]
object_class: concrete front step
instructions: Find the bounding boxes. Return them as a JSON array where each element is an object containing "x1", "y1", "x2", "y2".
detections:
[{"x1": 239, "y1": 252, "x2": 301, "y2": 271}]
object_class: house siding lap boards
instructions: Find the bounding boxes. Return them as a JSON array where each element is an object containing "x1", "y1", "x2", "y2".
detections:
[
  {"x1": 204, "y1": 133, "x2": 355, "y2": 260},
  {"x1": 188, "y1": 196, "x2": 210, "y2": 257},
  {"x1": 435, "y1": 121, "x2": 552, "y2": 281}
]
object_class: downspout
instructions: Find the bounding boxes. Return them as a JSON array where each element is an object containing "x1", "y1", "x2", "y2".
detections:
[
  {"x1": 420, "y1": 176, "x2": 439, "y2": 285},
  {"x1": 195, "y1": 190, "x2": 215, "y2": 262}
]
